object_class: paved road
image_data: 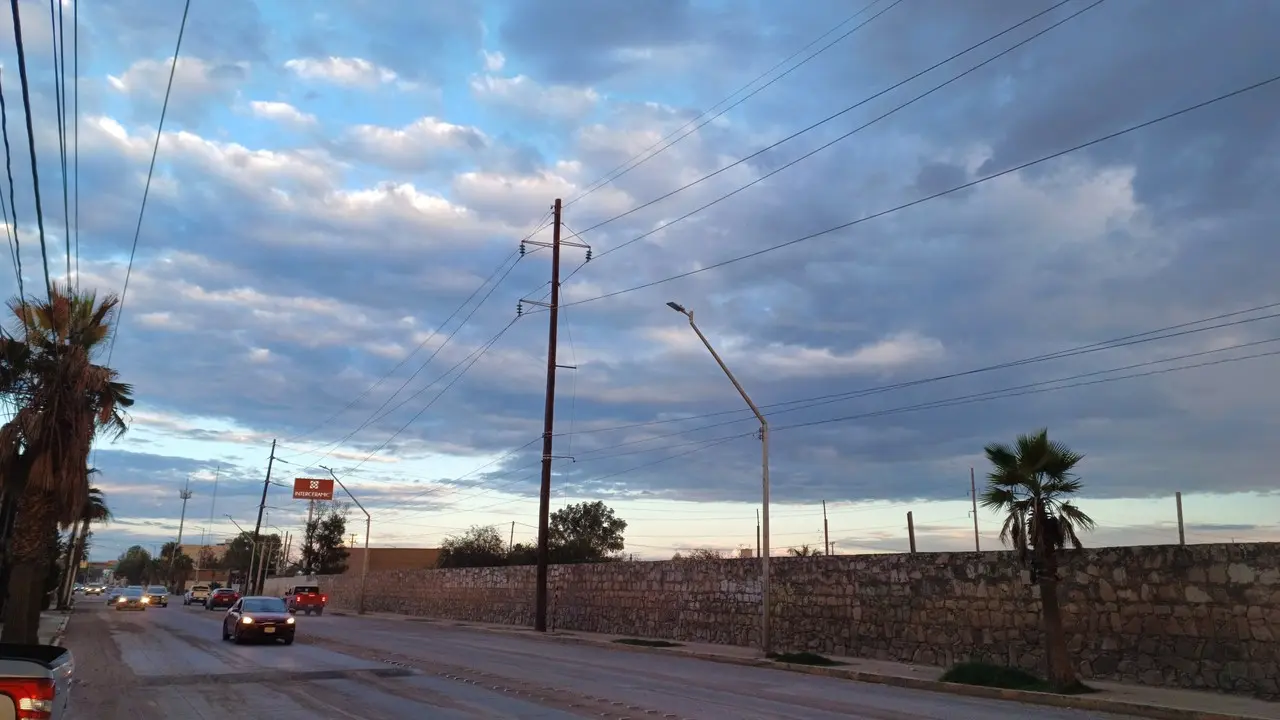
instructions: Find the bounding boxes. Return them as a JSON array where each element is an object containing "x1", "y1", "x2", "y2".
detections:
[{"x1": 66, "y1": 594, "x2": 1128, "y2": 719}]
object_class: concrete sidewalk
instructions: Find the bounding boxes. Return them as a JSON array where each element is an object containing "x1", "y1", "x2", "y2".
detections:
[
  {"x1": 0, "y1": 611, "x2": 71, "y2": 646},
  {"x1": 338, "y1": 609, "x2": 1278, "y2": 720}
]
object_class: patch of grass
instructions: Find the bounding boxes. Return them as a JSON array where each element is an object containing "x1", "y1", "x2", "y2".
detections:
[
  {"x1": 613, "y1": 638, "x2": 684, "y2": 648},
  {"x1": 767, "y1": 651, "x2": 844, "y2": 666},
  {"x1": 939, "y1": 662, "x2": 1095, "y2": 695}
]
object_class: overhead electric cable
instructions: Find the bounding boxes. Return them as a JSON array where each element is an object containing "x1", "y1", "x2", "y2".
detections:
[
  {"x1": 564, "y1": 72, "x2": 1280, "y2": 308},
  {"x1": 0, "y1": 68, "x2": 21, "y2": 301},
  {"x1": 9, "y1": 0, "x2": 54, "y2": 301},
  {"x1": 564, "y1": 0, "x2": 901, "y2": 207},
  {"x1": 105, "y1": 0, "x2": 193, "y2": 366},
  {"x1": 48, "y1": 0, "x2": 70, "y2": 281}
]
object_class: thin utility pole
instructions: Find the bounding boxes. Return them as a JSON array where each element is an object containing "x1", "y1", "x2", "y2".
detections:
[
  {"x1": 971, "y1": 467, "x2": 980, "y2": 552},
  {"x1": 509, "y1": 521, "x2": 515, "y2": 552},
  {"x1": 522, "y1": 197, "x2": 588, "y2": 634},
  {"x1": 1176, "y1": 491, "x2": 1185, "y2": 546},
  {"x1": 756, "y1": 509, "x2": 760, "y2": 558},
  {"x1": 822, "y1": 500, "x2": 830, "y2": 555},
  {"x1": 907, "y1": 511, "x2": 917, "y2": 554},
  {"x1": 168, "y1": 476, "x2": 193, "y2": 585},
  {"x1": 249, "y1": 439, "x2": 276, "y2": 595}
]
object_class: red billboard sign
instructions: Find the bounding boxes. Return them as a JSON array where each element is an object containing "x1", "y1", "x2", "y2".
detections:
[{"x1": 293, "y1": 477, "x2": 335, "y2": 501}]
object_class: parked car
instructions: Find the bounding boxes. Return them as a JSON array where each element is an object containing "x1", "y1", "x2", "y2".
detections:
[
  {"x1": 184, "y1": 584, "x2": 210, "y2": 606},
  {"x1": 114, "y1": 587, "x2": 148, "y2": 611},
  {"x1": 0, "y1": 643, "x2": 74, "y2": 719},
  {"x1": 205, "y1": 588, "x2": 239, "y2": 611},
  {"x1": 222, "y1": 596, "x2": 296, "y2": 645},
  {"x1": 283, "y1": 585, "x2": 327, "y2": 616},
  {"x1": 145, "y1": 586, "x2": 170, "y2": 607}
]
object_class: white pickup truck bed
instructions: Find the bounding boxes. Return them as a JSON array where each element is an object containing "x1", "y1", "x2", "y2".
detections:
[{"x1": 0, "y1": 644, "x2": 74, "y2": 720}]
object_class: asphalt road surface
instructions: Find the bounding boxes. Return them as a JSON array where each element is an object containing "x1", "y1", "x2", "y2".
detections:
[{"x1": 66, "y1": 594, "x2": 1129, "y2": 719}]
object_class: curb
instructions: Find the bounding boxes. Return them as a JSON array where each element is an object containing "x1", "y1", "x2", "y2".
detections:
[{"x1": 47, "y1": 614, "x2": 70, "y2": 647}]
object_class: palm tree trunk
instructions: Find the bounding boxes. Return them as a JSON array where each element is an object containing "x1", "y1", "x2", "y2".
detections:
[
  {"x1": 1, "y1": 488, "x2": 57, "y2": 644},
  {"x1": 59, "y1": 519, "x2": 89, "y2": 609},
  {"x1": 56, "y1": 524, "x2": 79, "y2": 610},
  {"x1": 1039, "y1": 568, "x2": 1077, "y2": 689}
]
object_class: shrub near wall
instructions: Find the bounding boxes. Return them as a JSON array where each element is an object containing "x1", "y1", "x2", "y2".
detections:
[{"x1": 307, "y1": 543, "x2": 1280, "y2": 699}]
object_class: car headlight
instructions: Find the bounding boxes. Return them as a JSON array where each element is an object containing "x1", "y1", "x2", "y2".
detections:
[
  {"x1": 286, "y1": 617, "x2": 295, "y2": 625},
  {"x1": 241, "y1": 616, "x2": 254, "y2": 625},
  {"x1": 116, "y1": 596, "x2": 126, "y2": 603},
  {"x1": 141, "y1": 597, "x2": 149, "y2": 603}
]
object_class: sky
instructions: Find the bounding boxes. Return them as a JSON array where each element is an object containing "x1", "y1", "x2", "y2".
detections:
[{"x1": 0, "y1": 0, "x2": 1277, "y2": 562}]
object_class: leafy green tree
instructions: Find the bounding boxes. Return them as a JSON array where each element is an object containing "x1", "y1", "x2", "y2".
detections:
[
  {"x1": 438, "y1": 525, "x2": 508, "y2": 568},
  {"x1": 158, "y1": 541, "x2": 194, "y2": 589},
  {"x1": 549, "y1": 501, "x2": 627, "y2": 563},
  {"x1": 115, "y1": 545, "x2": 152, "y2": 585},
  {"x1": 301, "y1": 504, "x2": 348, "y2": 575},
  {"x1": 980, "y1": 428, "x2": 1096, "y2": 692},
  {"x1": 506, "y1": 542, "x2": 538, "y2": 566}
]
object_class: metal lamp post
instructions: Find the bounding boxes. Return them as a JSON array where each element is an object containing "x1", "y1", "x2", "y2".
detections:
[
  {"x1": 321, "y1": 466, "x2": 372, "y2": 615},
  {"x1": 666, "y1": 301, "x2": 772, "y2": 654}
]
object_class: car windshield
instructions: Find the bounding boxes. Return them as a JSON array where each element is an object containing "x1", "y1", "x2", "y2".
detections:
[
  {"x1": 148, "y1": 586, "x2": 166, "y2": 593},
  {"x1": 122, "y1": 588, "x2": 142, "y2": 597},
  {"x1": 191, "y1": 586, "x2": 208, "y2": 591},
  {"x1": 242, "y1": 598, "x2": 287, "y2": 613}
]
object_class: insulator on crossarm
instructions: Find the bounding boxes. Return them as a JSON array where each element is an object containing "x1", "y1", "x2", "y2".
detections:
[
  {"x1": 519, "y1": 242, "x2": 526, "y2": 256},
  {"x1": 516, "y1": 301, "x2": 523, "y2": 317},
  {"x1": 585, "y1": 248, "x2": 592, "y2": 262}
]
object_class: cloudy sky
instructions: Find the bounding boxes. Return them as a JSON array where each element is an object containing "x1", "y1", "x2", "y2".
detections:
[{"x1": 0, "y1": 0, "x2": 1277, "y2": 562}]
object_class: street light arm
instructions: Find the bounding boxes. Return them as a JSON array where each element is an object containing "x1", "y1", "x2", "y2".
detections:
[
  {"x1": 686, "y1": 317, "x2": 768, "y2": 429},
  {"x1": 320, "y1": 467, "x2": 371, "y2": 523}
]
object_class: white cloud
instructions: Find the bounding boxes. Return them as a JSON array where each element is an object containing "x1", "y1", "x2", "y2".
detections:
[
  {"x1": 470, "y1": 74, "x2": 601, "y2": 120},
  {"x1": 283, "y1": 56, "x2": 406, "y2": 89},
  {"x1": 249, "y1": 100, "x2": 316, "y2": 126},
  {"x1": 107, "y1": 57, "x2": 248, "y2": 123},
  {"x1": 341, "y1": 117, "x2": 488, "y2": 171},
  {"x1": 481, "y1": 50, "x2": 505, "y2": 72}
]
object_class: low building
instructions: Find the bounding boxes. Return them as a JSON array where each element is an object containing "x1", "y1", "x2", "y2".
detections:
[{"x1": 342, "y1": 547, "x2": 440, "y2": 575}]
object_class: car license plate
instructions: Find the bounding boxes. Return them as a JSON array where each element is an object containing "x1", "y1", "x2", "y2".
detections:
[{"x1": 264, "y1": 626, "x2": 275, "y2": 634}]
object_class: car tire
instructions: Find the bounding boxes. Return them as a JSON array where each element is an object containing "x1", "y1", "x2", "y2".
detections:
[
  {"x1": 283, "y1": 635, "x2": 294, "y2": 646},
  {"x1": 315, "y1": 608, "x2": 323, "y2": 616},
  {"x1": 222, "y1": 624, "x2": 230, "y2": 641},
  {"x1": 232, "y1": 627, "x2": 245, "y2": 645}
]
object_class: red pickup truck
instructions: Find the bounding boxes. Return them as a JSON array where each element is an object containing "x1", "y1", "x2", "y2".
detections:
[{"x1": 283, "y1": 585, "x2": 327, "y2": 616}]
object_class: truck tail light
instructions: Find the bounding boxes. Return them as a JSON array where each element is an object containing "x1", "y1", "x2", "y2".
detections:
[
  {"x1": 2, "y1": 677, "x2": 56, "y2": 718},
  {"x1": 321, "y1": 594, "x2": 327, "y2": 603}
]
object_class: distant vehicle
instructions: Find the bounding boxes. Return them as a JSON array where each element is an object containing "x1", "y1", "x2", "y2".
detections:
[
  {"x1": 145, "y1": 586, "x2": 169, "y2": 608},
  {"x1": 205, "y1": 588, "x2": 239, "y2": 611},
  {"x1": 83, "y1": 585, "x2": 104, "y2": 596},
  {"x1": 104, "y1": 587, "x2": 123, "y2": 603},
  {"x1": 114, "y1": 587, "x2": 148, "y2": 611},
  {"x1": 71, "y1": 585, "x2": 84, "y2": 595},
  {"x1": 184, "y1": 584, "x2": 211, "y2": 607},
  {"x1": 0, "y1": 643, "x2": 74, "y2": 719},
  {"x1": 283, "y1": 585, "x2": 327, "y2": 616},
  {"x1": 222, "y1": 596, "x2": 296, "y2": 645}
]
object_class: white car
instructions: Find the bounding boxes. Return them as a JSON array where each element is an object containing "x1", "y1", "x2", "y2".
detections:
[{"x1": 184, "y1": 584, "x2": 211, "y2": 606}]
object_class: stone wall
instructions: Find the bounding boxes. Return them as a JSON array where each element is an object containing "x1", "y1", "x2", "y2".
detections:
[{"x1": 295, "y1": 543, "x2": 1280, "y2": 698}]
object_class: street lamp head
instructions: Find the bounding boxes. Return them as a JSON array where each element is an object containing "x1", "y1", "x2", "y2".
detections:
[{"x1": 666, "y1": 301, "x2": 687, "y2": 314}]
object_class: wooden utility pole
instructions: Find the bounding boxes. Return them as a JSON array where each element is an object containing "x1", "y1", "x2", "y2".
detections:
[
  {"x1": 509, "y1": 521, "x2": 515, "y2": 552},
  {"x1": 521, "y1": 198, "x2": 589, "y2": 633},
  {"x1": 249, "y1": 439, "x2": 276, "y2": 595},
  {"x1": 169, "y1": 477, "x2": 193, "y2": 586},
  {"x1": 971, "y1": 467, "x2": 980, "y2": 552},
  {"x1": 756, "y1": 509, "x2": 761, "y2": 558},
  {"x1": 1176, "y1": 491, "x2": 1185, "y2": 546},
  {"x1": 822, "y1": 500, "x2": 830, "y2": 555},
  {"x1": 907, "y1": 511, "x2": 916, "y2": 553}
]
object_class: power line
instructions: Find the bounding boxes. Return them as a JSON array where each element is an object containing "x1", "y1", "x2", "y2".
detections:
[
  {"x1": 48, "y1": 0, "x2": 70, "y2": 282},
  {"x1": 563, "y1": 0, "x2": 901, "y2": 208},
  {"x1": 575, "y1": 0, "x2": 1088, "y2": 252},
  {"x1": 72, "y1": 0, "x2": 78, "y2": 289},
  {"x1": 279, "y1": 248, "x2": 536, "y2": 466},
  {"x1": 105, "y1": 0, "x2": 192, "y2": 367},
  {"x1": 564, "y1": 72, "x2": 1280, "y2": 308},
  {"x1": 325, "y1": 317, "x2": 522, "y2": 480},
  {"x1": 0, "y1": 67, "x2": 21, "y2": 302},
  {"x1": 560, "y1": 302, "x2": 1280, "y2": 439},
  {"x1": 280, "y1": 212, "x2": 553, "y2": 452},
  {"x1": 10, "y1": 0, "x2": 54, "y2": 301}
]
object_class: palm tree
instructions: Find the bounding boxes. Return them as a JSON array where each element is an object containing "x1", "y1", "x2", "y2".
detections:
[
  {"x1": 787, "y1": 544, "x2": 822, "y2": 557},
  {"x1": 0, "y1": 285, "x2": 133, "y2": 643},
  {"x1": 979, "y1": 428, "x2": 1096, "y2": 691},
  {"x1": 59, "y1": 482, "x2": 110, "y2": 609}
]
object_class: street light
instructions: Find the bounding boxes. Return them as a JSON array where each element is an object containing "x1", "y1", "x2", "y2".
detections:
[
  {"x1": 225, "y1": 514, "x2": 255, "y2": 592},
  {"x1": 666, "y1": 300, "x2": 773, "y2": 654},
  {"x1": 321, "y1": 466, "x2": 372, "y2": 615}
]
